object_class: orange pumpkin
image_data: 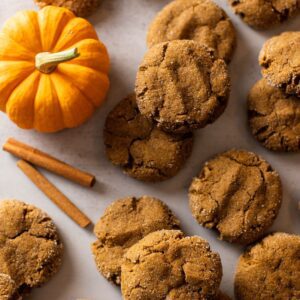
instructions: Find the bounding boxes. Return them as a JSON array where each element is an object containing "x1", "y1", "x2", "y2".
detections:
[{"x1": 0, "y1": 6, "x2": 110, "y2": 132}]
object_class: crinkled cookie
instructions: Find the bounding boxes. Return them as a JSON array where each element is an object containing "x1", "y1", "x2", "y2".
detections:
[
  {"x1": 104, "y1": 93, "x2": 193, "y2": 181},
  {"x1": 147, "y1": 0, "x2": 236, "y2": 62},
  {"x1": 189, "y1": 149, "x2": 282, "y2": 244},
  {"x1": 135, "y1": 40, "x2": 230, "y2": 134},
  {"x1": 0, "y1": 200, "x2": 63, "y2": 296},
  {"x1": 235, "y1": 232, "x2": 300, "y2": 299},
  {"x1": 91, "y1": 196, "x2": 180, "y2": 284},
  {"x1": 259, "y1": 32, "x2": 300, "y2": 96},
  {"x1": 121, "y1": 230, "x2": 222, "y2": 300},
  {"x1": 248, "y1": 78, "x2": 300, "y2": 152},
  {"x1": 228, "y1": 0, "x2": 299, "y2": 29}
]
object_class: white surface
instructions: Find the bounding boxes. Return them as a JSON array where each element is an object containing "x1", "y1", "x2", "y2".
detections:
[{"x1": 0, "y1": 1, "x2": 299, "y2": 299}]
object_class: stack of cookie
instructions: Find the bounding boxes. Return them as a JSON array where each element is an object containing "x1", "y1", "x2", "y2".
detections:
[
  {"x1": 248, "y1": 31, "x2": 300, "y2": 152},
  {"x1": 104, "y1": 0, "x2": 237, "y2": 182},
  {"x1": 91, "y1": 196, "x2": 230, "y2": 299}
]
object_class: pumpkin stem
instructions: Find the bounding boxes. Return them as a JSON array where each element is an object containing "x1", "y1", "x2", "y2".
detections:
[{"x1": 35, "y1": 48, "x2": 79, "y2": 74}]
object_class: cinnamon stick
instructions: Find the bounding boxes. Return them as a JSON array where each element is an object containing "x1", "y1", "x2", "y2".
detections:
[
  {"x1": 17, "y1": 160, "x2": 91, "y2": 228},
  {"x1": 3, "y1": 138, "x2": 95, "y2": 187}
]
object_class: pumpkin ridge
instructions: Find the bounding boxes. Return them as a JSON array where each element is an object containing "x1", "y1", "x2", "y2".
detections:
[
  {"x1": 37, "y1": 7, "x2": 75, "y2": 52},
  {"x1": 55, "y1": 66, "x2": 103, "y2": 108},
  {"x1": 6, "y1": 71, "x2": 41, "y2": 129},
  {"x1": 0, "y1": 34, "x2": 36, "y2": 62},
  {"x1": 50, "y1": 72, "x2": 95, "y2": 128},
  {"x1": 53, "y1": 18, "x2": 99, "y2": 52},
  {"x1": 0, "y1": 62, "x2": 36, "y2": 112},
  {"x1": 2, "y1": 11, "x2": 43, "y2": 54},
  {"x1": 33, "y1": 74, "x2": 66, "y2": 132},
  {"x1": 63, "y1": 39, "x2": 110, "y2": 73}
]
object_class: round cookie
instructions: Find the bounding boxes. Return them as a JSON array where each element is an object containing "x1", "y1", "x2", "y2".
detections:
[
  {"x1": 228, "y1": 0, "x2": 299, "y2": 29},
  {"x1": 135, "y1": 40, "x2": 230, "y2": 134},
  {"x1": 259, "y1": 32, "x2": 300, "y2": 96},
  {"x1": 0, "y1": 274, "x2": 21, "y2": 300},
  {"x1": 189, "y1": 149, "x2": 282, "y2": 244},
  {"x1": 248, "y1": 78, "x2": 300, "y2": 152},
  {"x1": 147, "y1": 0, "x2": 236, "y2": 62},
  {"x1": 91, "y1": 196, "x2": 180, "y2": 285},
  {"x1": 104, "y1": 93, "x2": 193, "y2": 182},
  {"x1": 235, "y1": 232, "x2": 300, "y2": 299},
  {"x1": 121, "y1": 230, "x2": 222, "y2": 300},
  {"x1": 34, "y1": 0, "x2": 101, "y2": 17},
  {"x1": 0, "y1": 200, "x2": 63, "y2": 293}
]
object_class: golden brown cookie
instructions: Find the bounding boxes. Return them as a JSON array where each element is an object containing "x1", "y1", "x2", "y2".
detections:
[
  {"x1": 228, "y1": 0, "x2": 299, "y2": 29},
  {"x1": 91, "y1": 196, "x2": 180, "y2": 285},
  {"x1": 104, "y1": 94, "x2": 193, "y2": 182},
  {"x1": 248, "y1": 78, "x2": 300, "y2": 152},
  {"x1": 0, "y1": 200, "x2": 63, "y2": 294},
  {"x1": 34, "y1": 0, "x2": 101, "y2": 17},
  {"x1": 135, "y1": 40, "x2": 230, "y2": 134},
  {"x1": 259, "y1": 32, "x2": 300, "y2": 96},
  {"x1": 121, "y1": 230, "x2": 222, "y2": 300},
  {"x1": 147, "y1": 0, "x2": 236, "y2": 62},
  {"x1": 0, "y1": 274, "x2": 21, "y2": 300},
  {"x1": 235, "y1": 232, "x2": 300, "y2": 300},
  {"x1": 189, "y1": 149, "x2": 282, "y2": 244}
]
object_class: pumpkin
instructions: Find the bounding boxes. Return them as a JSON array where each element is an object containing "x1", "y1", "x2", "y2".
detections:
[{"x1": 0, "y1": 6, "x2": 110, "y2": 132}]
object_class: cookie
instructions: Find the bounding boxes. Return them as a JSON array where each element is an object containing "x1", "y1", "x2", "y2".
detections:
[
  {"x1": 104, "y1": 94, "x2": 193, "y2": 181},
  {"x1": 34, "y1": 0, "x2": 101, "y2": 17},
  {"x1": 135, "y1": 40, "x2": 230, "y2": 134},
  {"x1": 0, "y1": 200, "x2": 63, "y2": 294},
  {"x1": 248, "y1": 78, "x2": 300, "y2": 152},
  {"x1": 189, "y1": 149, "x2": 282, "y2": 244},
  {"x1": 259, "y1": 32, "x2": 300, "y2": 96},
  {"x1": 0, "y1": 274, "x2": 21, "y2": 300},
  {"x1": 235, "y1": 232, "x2": 300, "y2": 300},
  {"x1": 121, "y1": 230, "x2": 222, "y2": 300},
  {"x1": 147, "y1": 0, "x2": 236, "y2": 62},
  {"x1": 91, "y1": 196, "x2": 180, "y2": 284},
  {"x1": 218, "y1": 291, "x2": 232, "y2": 300},
  {"x1": 228, "y1": 0, "x2": 299, "y2": 29}
]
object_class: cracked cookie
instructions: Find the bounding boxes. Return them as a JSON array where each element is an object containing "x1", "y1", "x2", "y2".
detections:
[
  {"x1": 259, "y1": 32, "x2": 300, "y2": 96},
  {"x1": 135, "y1": 40, "x2": 230, "y2": 134},
  {"x1": 104, "y1": 93, "x2": 193, "y2": 181},
  {"x1": 121, "y1": 230, "x2": 222, "y2": 300},
  {"x1": 147, "y1": 0, "x2": 236, "y2": 63},
  {"x1": 189, "y1": 149, "x2": 282, "y2": 244},
  {"x1": 0, "y1": 274, "x2": 21, "y2": 300},
  {"x1": 91, "y1": 196, "x2": 180, "y2": 285},
  {"x1": 34, "y1": 0, "x2": 101, "y2": 17},
  {"x1": 235, "y1": 232, "x2": 300, "y2": 300},
  {"x1": 0, "y1": 200, "x2": 63, "y2": 296},
  {"x1": 228, "y1": 0, "x2": 299, "y2": 29},
  {"x1": 248, "y1": 78, "x2": 300, "y2": 152}
]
